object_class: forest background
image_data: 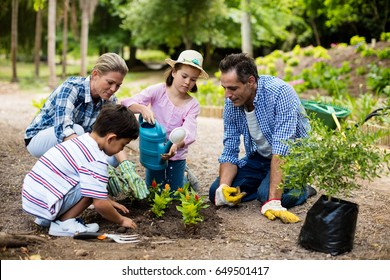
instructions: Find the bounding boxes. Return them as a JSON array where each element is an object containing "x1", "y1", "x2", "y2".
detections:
[{"x1": 0, "y1": 0, "x2": 389, "y2": 90}]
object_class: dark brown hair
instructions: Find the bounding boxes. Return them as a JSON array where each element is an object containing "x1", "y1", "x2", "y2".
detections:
[
  {"x1": 219, "y1": 53, "x2": 259, "y2": 83},
  {"x1": 93, "y1": 104, "x2": 139, "y2": 140}
]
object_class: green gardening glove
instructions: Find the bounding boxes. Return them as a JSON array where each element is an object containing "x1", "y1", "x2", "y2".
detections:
[
  {"x1": 107, "y1": 165, "x2": 125, "y2": 197},
  {"x1": 119, "y1": 160, "x2": 150, "y2": 199}
]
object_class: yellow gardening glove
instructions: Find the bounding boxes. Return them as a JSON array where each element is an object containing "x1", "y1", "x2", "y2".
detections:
[
  {"x1": 215, "y1": 184, "x2": 246, "y2": 206},
  {"x1": 260, "y1": 199, "x2": 300, "y2": 223}
]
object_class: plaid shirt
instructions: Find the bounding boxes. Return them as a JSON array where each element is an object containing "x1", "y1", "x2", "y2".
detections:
[
  {"x1": 25, "y1": 76, "x2": 117, "y2": 143},
  {"x1": 219, "y1": 75, "x2": 310, "y2": 168}
]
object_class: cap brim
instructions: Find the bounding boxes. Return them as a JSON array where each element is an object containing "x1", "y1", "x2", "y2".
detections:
[{"x1": 165, "y1": 58, "x2": 209, "y2": 79}]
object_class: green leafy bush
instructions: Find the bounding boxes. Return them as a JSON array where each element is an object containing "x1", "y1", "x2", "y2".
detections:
[
  {"x1": 194, "y1": 80, "x2": 225, "y2": 106},
  {"x1": 355, "y1": 66, "x2": 366, "y2": 76},
  {"x1": 280, "y1": 117, "x2": 389, "y2": 199},
  {"x1": 367, "y1": 64, "x2": 390, "y2": 96},
  {"x1": 350, "y1": 35, "x2": 367, "y2": 52},
  {"x1": 300, "y1": 61, "x2": 349, "y2": 97},
  {"x1": 380, "y1": 32, "x2": 390, "y2": 42},
  {"x1": 376, "y1": 47, "x2": 390, "y2": 59}
]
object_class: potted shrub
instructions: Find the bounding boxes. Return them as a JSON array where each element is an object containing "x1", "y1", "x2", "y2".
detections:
[{"x1": 280, "y1": 116, "x2": 389, "y2": 256}]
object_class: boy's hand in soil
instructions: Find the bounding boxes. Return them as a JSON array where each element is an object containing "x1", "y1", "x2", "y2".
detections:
[
  {"x1": 261, "y1": 199, "x2": 300, "y2": 223},
  {"x1": 215, "y1": 184, "x2": 246, "y2": 206},
  {"x1": 109, "y1": 199, "x2": 129, "y2": 214},
  {"x1": 120, "y1": 216, "x2": 137, "y2": 229}
]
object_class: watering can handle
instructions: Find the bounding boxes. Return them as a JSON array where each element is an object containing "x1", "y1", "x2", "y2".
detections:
[
  {"x1": 138, "y1": 114, "x2": 146, "y2": 124},
  {"x1": 139, "y1": 114, "x2": 158, "y2": 127}
]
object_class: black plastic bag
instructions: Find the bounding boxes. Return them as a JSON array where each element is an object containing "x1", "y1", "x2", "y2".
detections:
[{"x1": 298, "y1": 195, "x2": 359, "y2": 256}]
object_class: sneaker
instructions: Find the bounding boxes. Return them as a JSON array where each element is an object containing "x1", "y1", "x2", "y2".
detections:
[
  {"x1": 184, "y1": 166, "x2": 200, "y2": 192},
  {"x1": 34, "y1": 217, "x2": 51, "y2": 228},
  {"x1": 75, "y1": 218, "x2": 99, "y2": 232},
  {"x1": 48, "y1": 218, "x2": 99, "y2": 237},
  {"x1": 306, "y1": 185, "x2": 317, "y2": 198}
]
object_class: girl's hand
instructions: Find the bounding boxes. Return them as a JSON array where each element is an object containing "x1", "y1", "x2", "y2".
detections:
[
  {"x1": 141, "y1": 107, "x2": 155, "y2": 124},
  {"x1": 161, "y1": 144, "x2": 178, "y2": 160}
]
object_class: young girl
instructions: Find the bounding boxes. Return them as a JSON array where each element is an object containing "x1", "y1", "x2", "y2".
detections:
[{"x1": 121, "y1": 50, "x2": 208, "y2": 191}]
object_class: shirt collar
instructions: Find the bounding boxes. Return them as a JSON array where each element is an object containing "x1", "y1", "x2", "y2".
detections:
[
  {"x1": 253, "y1": 78, "x2": 262, "y2": 105},
  {"x1": 84, "y1": 76, "x2": 93, "y2": 103}
]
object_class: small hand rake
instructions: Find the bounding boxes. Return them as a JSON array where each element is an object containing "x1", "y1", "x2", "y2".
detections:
[{"x1": 73, "y1": 232, "x2": 140, "y2": 243}]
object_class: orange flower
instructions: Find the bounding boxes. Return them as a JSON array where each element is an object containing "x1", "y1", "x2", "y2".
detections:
[
  {"x1": 164, "y1": 184, "x2": 170, "y2": 191},
  {"x1": 185, "y1": 195, "x2": 190, "y2": 201},
  {"x1": 177, "y1": 187, "x2": 184, "y2": 193}
]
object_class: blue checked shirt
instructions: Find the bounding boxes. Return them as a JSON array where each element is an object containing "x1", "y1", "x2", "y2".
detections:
[
  {"x1": 219, "y1": 75, "x2": 310, "y2": 168},
  {"x1": 25, "y1": 76, "x2": 117, "y2": 143}
]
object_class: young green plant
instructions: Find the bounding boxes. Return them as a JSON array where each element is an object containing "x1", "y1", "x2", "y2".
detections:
[
  {"x1": 150, "y1": 183, "x2": 173, "y2": 218},
  {"x1": 175, "y1": 183, "x2": 210, "y2": 226}
]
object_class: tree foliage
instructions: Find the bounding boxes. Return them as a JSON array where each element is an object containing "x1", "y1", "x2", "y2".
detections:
[
  {"x1": 118, "y1": 0, "x2": 228, "y2": 52},
  {"x1": 324, "y1": 0, "x2": 389, "y2": 39},
  {"x1": 0, "y1": 0, "x2": 388, "y2": 64}
]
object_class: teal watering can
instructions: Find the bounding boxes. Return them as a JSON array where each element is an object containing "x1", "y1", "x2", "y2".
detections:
[{"x1": 138, "y1": 115, "x2": 186, "y2": 170}]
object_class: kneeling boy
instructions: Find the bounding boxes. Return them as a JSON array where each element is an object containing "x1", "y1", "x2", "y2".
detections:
[{"x1": 22, "y1": 104, "x2": 140, "y2": 236}]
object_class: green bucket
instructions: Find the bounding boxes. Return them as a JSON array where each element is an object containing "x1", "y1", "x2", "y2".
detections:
[{"x1": 301, "y1": 99, "x2": 351, "y2": 129}]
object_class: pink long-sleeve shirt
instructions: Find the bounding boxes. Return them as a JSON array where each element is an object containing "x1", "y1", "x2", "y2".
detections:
[{"x1": 121, "y1": 83, "x2": 200, "y2": 160}]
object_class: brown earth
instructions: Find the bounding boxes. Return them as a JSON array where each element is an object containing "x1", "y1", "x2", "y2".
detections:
[{"x1": 0, "y1": 44, "x2": 389, "y2": 261}]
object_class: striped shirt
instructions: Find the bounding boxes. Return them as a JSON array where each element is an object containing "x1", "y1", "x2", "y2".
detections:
[
  {"x1": 22, "y1": 133, "x2": 109, "y2": 220},
  {"x1": 24, "y1": 76, "x2": 117, "y2": 143},
  {"x1": 219, "y1": 75, "x2": 310, "y2": 168}
]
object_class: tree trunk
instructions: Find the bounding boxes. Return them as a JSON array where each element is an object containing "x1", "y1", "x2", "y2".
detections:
[
  {"x1": 79, "y1": 0, "x2": 98, "y2": 76},
  {"x1": 34, "y1": 4, "x2": 43, "y2": 79},
  {"x1": 79, "y1": 0, "x2": 89, "y2": 76},
  {"x1": 309, "y1": 18, "x2": 321, "y2": 46},
  {"x1": 62, "y1": 0, "x2": 69, "y2": 79},
  {"x1": 70, "y1": 0, "x2": 79, "y2": 41},
  {"x1": 129, "y1": 46, "x2": 137, "y2": 63},
  {"x1": 11, "y1": 0, "x2": 19, "y2": 83},
  {"x1": 241, "y1": 0, "x2": 253, "y2": 57},
  {"x1": 48, "y1": 0, "x2": 57, "y2": 89}
]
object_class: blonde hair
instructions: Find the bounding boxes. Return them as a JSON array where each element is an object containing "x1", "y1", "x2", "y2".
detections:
[{"x1": 92, "y1": 53, "x2": 128, "y2": 76}]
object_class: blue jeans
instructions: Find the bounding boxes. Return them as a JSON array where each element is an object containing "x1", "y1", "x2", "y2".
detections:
[
  {"x1": 146, "y1": 159, "x2": 186, "y2": 191},
  {"x1": 209, "y1": 153, "x2": 308, "y2": 208},
  {"x1": 35, "y1": 183, "x2": 83, "y2": 225}
]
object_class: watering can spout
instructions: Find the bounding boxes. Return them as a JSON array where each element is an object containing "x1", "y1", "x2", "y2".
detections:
[{"x1": 163, "y1": 127, "x2": 186, "y2": 154}]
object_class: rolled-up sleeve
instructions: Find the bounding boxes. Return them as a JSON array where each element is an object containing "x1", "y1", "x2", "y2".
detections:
[{"x1": 121, "y1": 85, "x2": 156, "y2": 108}]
